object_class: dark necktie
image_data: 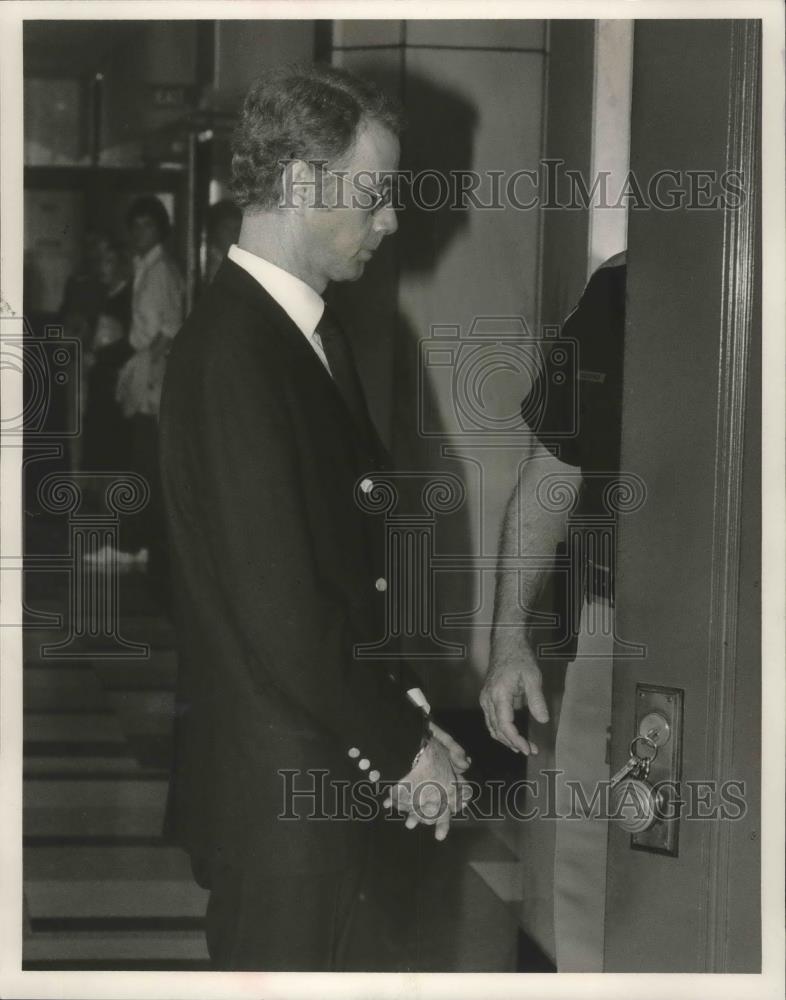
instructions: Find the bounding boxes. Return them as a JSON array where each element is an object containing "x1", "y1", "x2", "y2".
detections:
[{"x1": 315, "y1": 306, "x2": 372, "y2": 436}]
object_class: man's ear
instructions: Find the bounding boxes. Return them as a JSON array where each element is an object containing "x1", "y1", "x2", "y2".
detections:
[{"x1": 281, "y1": 158, "x2": 324, "y2": 212}]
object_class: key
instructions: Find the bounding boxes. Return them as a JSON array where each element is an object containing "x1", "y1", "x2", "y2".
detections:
[{"x1": 609, "y1": 754, "x2": 644, "y2": 790}]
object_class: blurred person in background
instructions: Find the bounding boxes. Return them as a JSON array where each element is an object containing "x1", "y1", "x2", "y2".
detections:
[
  {"x1": 82, "y1": 236, "x2": 134, "y2": 476},
  {"x1": 59, "y1": 229, "x2": 105, "y2": 471},
  {"x1": 204, "y1": 199, "x2": 242, "y2": 284},
  {"x1": 86, "y1": 196, "x2": 183, "y2": 606},
  {"x1": 60, "y1": 229, "x2": 105, "y2": 346}
]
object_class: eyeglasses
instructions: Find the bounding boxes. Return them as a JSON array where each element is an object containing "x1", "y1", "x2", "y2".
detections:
[{"x1": 319, "y1": 166, "x2": 394, "y2": 214}]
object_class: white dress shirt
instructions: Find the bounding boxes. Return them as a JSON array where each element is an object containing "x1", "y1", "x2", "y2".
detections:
[
  {"x1": 117, "y1": 244, "x2": 184, "y2": 418},
  {"x1": 129, "y1": 243, "x2": 184, "y2": 351},
  {"x1": 226, "y1": 244, "x2": 429, "y2": 723},
  {"x1": 227, "y1": 244, "x2": 331, "y2": 372}
]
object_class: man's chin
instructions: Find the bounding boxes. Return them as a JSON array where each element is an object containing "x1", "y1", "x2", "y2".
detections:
[
  {"x1": 325, "y1": 254, "x2": 371, "y2": 285},
  {"x1": 335, "y1": 260, "x2": 366, "y2": 283}
]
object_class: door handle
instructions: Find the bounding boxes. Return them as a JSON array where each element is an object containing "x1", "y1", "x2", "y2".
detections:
[
  {"x1": 611, "y1": 685, "x2": 684, "y2": 855},
  {"x1": 611, "y1": 775, "x2": 664, "y2": 833},
  {"x1": 609, "y1": 733, "x2": 663, "y2": 834}
]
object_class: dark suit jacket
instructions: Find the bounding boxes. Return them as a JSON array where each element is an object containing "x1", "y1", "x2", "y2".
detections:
[{"x1": 159, "y1": 258, "x2": 426, "y2": 877}]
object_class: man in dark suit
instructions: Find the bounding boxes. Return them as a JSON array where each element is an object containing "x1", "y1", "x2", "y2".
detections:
[{"x1": 159, "y1": 65, "x2": 468, "y2": 972}]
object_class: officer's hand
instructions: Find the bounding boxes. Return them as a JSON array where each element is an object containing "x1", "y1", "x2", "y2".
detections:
[{"x1": 480, "y1": 650, "x2": 549, "y2": 755}]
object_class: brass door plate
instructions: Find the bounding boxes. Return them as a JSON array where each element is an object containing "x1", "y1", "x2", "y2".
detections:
[{"x1": 631, "y1": 684, "x2": 684, "y2": 856}]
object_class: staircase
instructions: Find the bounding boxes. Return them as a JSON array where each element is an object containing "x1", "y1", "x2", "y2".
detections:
[{"x1": 22, "y1": 571, "x2": 210, "y2": 971}]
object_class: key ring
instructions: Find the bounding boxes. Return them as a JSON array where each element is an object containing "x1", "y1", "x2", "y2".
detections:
[{"x1": 629, "y1": 734, "x2": 659, "y2": 763}]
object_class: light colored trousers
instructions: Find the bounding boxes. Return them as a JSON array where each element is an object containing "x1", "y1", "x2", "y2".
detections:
[{"x1": 519, "y1": 596, "x2": 614, "y2": 972}]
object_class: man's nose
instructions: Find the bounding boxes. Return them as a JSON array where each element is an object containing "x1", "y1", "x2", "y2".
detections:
[{"x1": 373, "y1": 204, "x2": 398, "y2": 238}]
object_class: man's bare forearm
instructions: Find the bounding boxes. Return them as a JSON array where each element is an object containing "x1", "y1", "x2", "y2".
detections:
[
  {"x1": 481, "y1": 442, "x2": 576, "y2": 750},
  {"x1": 490, "y1": 443, "x2": 575, "y2": 668}
]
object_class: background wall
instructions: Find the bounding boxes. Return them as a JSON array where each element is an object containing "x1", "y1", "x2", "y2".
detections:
[
  {"x1": 211, "y1": 20, "x2": 315, "y2": 111},
  {"x1": 332, "y1": 20, "x2": 547, "y2": 705},
  {"x1": 101, "y1": 21, "x2": 198, "y2": 165}
]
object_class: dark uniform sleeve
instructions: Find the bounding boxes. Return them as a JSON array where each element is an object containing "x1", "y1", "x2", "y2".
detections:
[{"x1": 521, "y1": 259, "x2": 627, "y2": 476}]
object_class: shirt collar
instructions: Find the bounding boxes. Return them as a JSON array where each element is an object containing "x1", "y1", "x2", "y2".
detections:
[{"x1": 227, "y1": 244, "x2": 325, "y2": 338}]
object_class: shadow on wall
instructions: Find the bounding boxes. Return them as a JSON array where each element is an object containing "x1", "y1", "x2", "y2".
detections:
[
  {"x1": 393, "y1": 74, "x2": 481, "y2": 702},
  {"x1": 332, "y1": 68, "x2": 504, "y2": 707},
  {"x1": 396, "y1": 70, "x2": 479, "y2": 275}
]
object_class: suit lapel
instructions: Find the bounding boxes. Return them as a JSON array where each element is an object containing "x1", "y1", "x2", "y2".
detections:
[{"x1": 212, "y1": 259, "x2": 386, "y2": 464}]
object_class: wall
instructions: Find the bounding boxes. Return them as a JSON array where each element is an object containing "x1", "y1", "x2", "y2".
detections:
[
  {"x1": 203, "y1": 21, "x2": 316, "y2": 200},
  {"x1": 329, "y1": 21, "x2": 405, "y2": 453},
  {"x1": 211, "y1": 20, "x2": 315, "y2": 112},
  {"x1": 101, "y1": 22, "x2": 198, "y2": 165},
  {"x1": 539, "y1": 20, "x2": 594, "y2": 331},
  {"x1": 588, "y1": 20, "x2": 632, "y2": 271},
  {"x1": 23, "y1": 78, "x2": 85, "y2": 166}
]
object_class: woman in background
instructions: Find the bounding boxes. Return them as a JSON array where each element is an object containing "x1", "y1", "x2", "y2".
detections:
[
  {"x1": 85, "y1": 198, "x2": 183, "y2": 602},
  {"x1": 82, "y1": 237, "x2": 134, "y2": 474},
  {"x1": 115, "y1": 196, "x2": 184, "y2": 606}
]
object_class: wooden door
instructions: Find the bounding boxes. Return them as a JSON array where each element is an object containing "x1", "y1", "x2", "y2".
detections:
[{"x1": 604, "y1": 19, "x2": 761, "y2": 972}]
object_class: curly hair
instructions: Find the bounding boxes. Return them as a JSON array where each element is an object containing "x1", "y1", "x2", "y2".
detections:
[{"x1": 230, "y1": 64, "x2": 403, "y2": 210}]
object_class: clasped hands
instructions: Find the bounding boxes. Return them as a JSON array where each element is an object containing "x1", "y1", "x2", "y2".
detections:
[
  {"x1": 385, "y1": 647, "x2": 550, "y2": 841},
  {"x1": 383, "y1": 722, "x2": 472, "y2": 842}
]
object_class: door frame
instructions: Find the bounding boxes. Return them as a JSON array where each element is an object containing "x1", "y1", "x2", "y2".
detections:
[{"x1": 604, "y1": 19, "x2": 761, "y2": 973}]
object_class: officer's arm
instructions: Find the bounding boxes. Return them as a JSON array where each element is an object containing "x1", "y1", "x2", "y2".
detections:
[{"x1": 480, "y1": 436, "x2": 576, "y2": 754}]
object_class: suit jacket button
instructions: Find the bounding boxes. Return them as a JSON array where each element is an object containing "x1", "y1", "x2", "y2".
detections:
[{"x1": 375, "y1": 577, "x2": 387, "y2": 592}]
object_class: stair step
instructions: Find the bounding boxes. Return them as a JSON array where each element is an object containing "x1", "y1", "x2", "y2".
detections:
[
  {"x1": 24, "y1": 756, "x2": 145, "y2": 777},
  {"x1": 107, "y1": 690, "x2": 175, "y2": 735},
  {"x1": 25, "y1": 778, "x2": 167, "y2": 808},
  {"x1": 25, "y1": 879, "x2": 208, "y2": 920},
  {"x1": 24, "y1": 807, "x2": 166, "y2": 839},
  {"x1": 23, "y1": 629, "x2": 71, "y2": 662},
  {"x1": 94, "y1": 652, "x2": 178, "y2": 691},
  {"x1": 23, "y1": 929, "x2": 208, "y2": 963},
  {"x1": 25, "y1": 779, "x2": 168, "y2": 837},
  {"x1": 114, "y1": 617, "x2": 177, "y2": 649},
  {"x1": 25, "y1": 844, "x2": 192, "y2": 881},
  {"x1": 24, "y1": 667, "x2": 107, "y2": 711},
  {"x1": 24, "y1": 712, "x2": 126, "y2": 744}
]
